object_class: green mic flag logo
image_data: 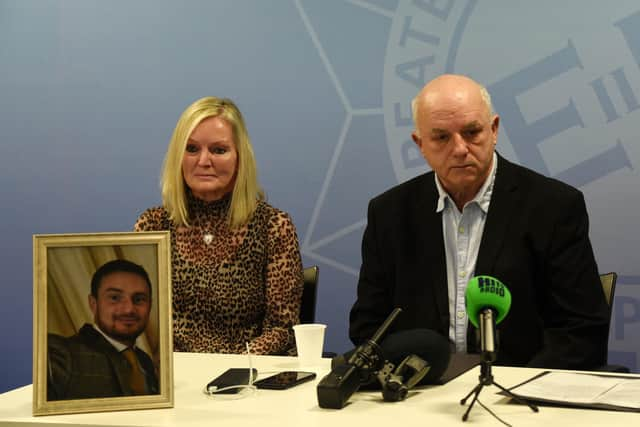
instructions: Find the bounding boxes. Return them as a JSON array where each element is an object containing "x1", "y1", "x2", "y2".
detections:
[{"x1": 465, "y1": 276, "x2": 512, "y2": 328}]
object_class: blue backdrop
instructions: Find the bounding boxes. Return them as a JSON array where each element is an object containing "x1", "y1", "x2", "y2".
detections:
[{"x1": 2, "y1": 0, "x2": 640, "y2": 392}]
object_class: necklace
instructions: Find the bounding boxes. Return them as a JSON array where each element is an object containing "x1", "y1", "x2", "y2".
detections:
[{"x1": 203, "y1": 233, "x2": 214, "y2": 245}]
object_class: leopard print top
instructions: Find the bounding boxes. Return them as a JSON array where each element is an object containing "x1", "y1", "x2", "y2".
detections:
[{"x1": 134, "y1": 192, "x2": 303, "y2": 355}]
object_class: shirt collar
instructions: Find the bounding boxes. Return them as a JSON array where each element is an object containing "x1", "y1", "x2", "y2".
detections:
[
  {"x1": 435, "y1": 152, "x2": 498, "y2": 213},
  {"x1": 92, "y1": 324, "x2": 132, "y2": 352}
]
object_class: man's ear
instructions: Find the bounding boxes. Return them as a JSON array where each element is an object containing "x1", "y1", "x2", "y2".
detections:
[
  {"x1": 491, "y1": 115, "x2": 500, "y2": 143},
  {"x1": 412, "y1": 131, "x2": 422, "y2": 148},
  {"x1": 88, "y1": 294, "x2": 97, "y2": 317}
]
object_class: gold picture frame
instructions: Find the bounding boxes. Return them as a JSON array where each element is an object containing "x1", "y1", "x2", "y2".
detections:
[{"x1": 32, "y1": 232, "x2": 173, "y2": 415}]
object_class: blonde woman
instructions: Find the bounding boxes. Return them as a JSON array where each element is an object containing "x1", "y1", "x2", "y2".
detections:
[{"x1": 135, "y1": 97, "x2": 303, "y2": 355}]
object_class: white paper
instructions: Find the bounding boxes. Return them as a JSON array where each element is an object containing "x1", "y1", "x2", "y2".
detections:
[{"x1": 510, "y1": 372, "x2": 640, "y2": 409}]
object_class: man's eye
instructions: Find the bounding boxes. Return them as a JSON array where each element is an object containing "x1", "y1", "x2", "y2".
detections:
[
  {"x1": 108, "y1": 295, "x2": 122, "y2": 302},
  {"x1": 185, "y1": 144, "x2": 199, "y2": 153},
  {"x1": 463, "y1": 129, "x2": 481, "y2": 138},
  {"x1": 132, "y1": 295, "x2": 149, "y2": 305},
  {"x1": 433, "y1": 134, "x2": 449, "y2": 143}
]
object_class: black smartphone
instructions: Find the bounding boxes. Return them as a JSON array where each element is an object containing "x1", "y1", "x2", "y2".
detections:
[
  {"x1": 206, "y1": 368, "x2": 258, "y2": 394},
  {"x1": 253, "y1": 371, "x2": 317, "y2": 390}
]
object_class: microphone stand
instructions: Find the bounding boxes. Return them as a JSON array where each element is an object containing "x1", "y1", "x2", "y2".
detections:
[
  {"x1": 460, "y1": 309, "x2": 538, "y2": 422},
  {"x1": 460, "y1": 359, "x2": 538, "y2": 422}
]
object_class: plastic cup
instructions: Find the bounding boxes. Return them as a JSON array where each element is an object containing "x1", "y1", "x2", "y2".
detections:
[{"x1": 293, "y1": 324, "x2": 326, "y2": 367}]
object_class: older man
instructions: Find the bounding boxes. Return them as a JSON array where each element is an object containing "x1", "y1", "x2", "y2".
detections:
[
  {"x1": 350, "y1": 74, "x2": 609, "y2": 369},
  {"x1": 47, "y1": 259, "x2": 159, "y2": 400}
]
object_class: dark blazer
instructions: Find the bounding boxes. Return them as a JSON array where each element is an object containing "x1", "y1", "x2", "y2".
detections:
[
  {"x1": 349, "y1": 154, "x2": 609, "y2": 369},
  {"x1": 47, "y1": 324, "x2": 159, "y2": 400}
]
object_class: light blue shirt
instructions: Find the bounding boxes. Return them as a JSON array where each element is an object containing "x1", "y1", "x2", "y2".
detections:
[{"x1": 435, "y1": 152, "x2": 497, "y2": 352}]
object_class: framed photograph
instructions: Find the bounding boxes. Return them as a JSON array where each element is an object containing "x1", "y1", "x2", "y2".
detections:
[{"x1": 32, "y1": 232, "x2": 173, "y2": 416}]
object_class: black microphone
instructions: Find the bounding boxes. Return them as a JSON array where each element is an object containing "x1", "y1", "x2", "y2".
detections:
[
  {"x1": 378, "y1": 329, "x2": 451, "y2": 385},
  {"x1": 325, "y1": 328, "x2": 451, "y2": 405},
  {"x1": 317, "y1": 308, "x2": 402, "y2": 409},
  {"x1": 465, "y1": 276, "x2": 512, "y2": 362},
  {"x1": 334, "y1": 329, "x2": 451, "y2": 382}
]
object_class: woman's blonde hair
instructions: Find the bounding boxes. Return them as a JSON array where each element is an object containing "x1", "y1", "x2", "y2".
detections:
[{"x1": 161, "y1": 96, "x2": 264, "y2": 228}]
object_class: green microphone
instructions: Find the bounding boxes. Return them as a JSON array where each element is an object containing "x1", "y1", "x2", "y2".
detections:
[{"x1": 465, "y1": 276, "x2": 512, "y2": 360}]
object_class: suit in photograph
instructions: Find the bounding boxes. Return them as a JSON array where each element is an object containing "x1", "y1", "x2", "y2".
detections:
[{"x1": 47, "y1": 324, "x2": 159, "y2": 400}]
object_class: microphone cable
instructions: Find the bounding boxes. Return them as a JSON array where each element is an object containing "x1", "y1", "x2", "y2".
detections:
[
  {"x1": 476, "y1": 398, "x2": 512, "y2": 427},
  {"x1": 203, "y1": 342, "x2": 258, "y2": 399}
]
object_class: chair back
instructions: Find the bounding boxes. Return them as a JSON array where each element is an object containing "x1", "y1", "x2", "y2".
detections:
[
  {"x1": 599, "y1": 272, "x2": 617, "y2": 307},
  {"x1": 300, "y1": 266, "x2": 319, "y2": 324},
  {"x1": 597, "y1": 272, "x2": 629, "y2": 372}
]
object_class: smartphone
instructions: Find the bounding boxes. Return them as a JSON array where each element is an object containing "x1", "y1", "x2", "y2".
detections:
[
  {"x1": 254, "y1": 371, "x2": 317, "y2": 390},
  {"x1": 206, "y1": 368, "x2": 258, "y2": 394}
]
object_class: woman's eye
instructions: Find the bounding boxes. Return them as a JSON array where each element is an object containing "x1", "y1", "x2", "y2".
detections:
[
  {"x1": 211, "y1": 147, "x2": 227, "y2": 155},
  {"x1": 185, "y1": 144, "x2": 199, "y2": 153}
]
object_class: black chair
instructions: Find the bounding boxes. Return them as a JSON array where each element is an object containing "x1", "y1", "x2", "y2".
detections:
[
  {"x1": 299, "y1": 265, "x2": 336, "y2": 358},
  {"x1": 299, "y1": 266, "x2": 336, "y2": 357},
  {"x1": 300, "y1": 265, "x2": 319, "y2": 324},
  {"x1": 597, "y1": 272, "x2": 630, "y2": 373}
]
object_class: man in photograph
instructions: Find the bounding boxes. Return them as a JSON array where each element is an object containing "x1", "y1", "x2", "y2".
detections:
[{"x1": 47, "y1": 259, "x2": 159, "y2": 400}]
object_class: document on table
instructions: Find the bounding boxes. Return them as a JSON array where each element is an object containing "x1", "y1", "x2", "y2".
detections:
[{"x1": 507, "y1": 371, "x2": 640, "y2": 412}]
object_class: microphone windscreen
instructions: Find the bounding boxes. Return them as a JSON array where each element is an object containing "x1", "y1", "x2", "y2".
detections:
[
  {"x1": 379, "y1": 329, "x2": 451, "y2": 384},
  {"x1": 465, "y1": 275, "x2": 511, "y2": 328}
]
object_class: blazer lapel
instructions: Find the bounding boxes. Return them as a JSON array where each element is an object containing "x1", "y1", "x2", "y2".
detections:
[
  {"x1": 476, "y1": 154, "x2": 519, "y2": 274},
  {"x1": 416, "y1": 174, "x2": 449, "y2": 333},
  {"x1": 80, "y1": 324, "x2": 131, "y2": 394}
]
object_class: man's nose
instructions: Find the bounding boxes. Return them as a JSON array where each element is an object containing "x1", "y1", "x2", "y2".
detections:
[
  {"x1": 451, "y1": 134, "x2": 469, "y2": 155},
  {"x1": 119, "y1": 298, "x2": 135, "y2": 313}
]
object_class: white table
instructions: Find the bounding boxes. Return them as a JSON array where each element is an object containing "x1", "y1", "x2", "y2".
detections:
[{"x1": 0, "y1": 352, "x2": 638, "y2": 426}]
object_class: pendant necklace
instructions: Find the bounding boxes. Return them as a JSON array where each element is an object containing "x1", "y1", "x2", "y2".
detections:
[{"x1": 203, "y1": 233, "x2": 214, "y2": 245}]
